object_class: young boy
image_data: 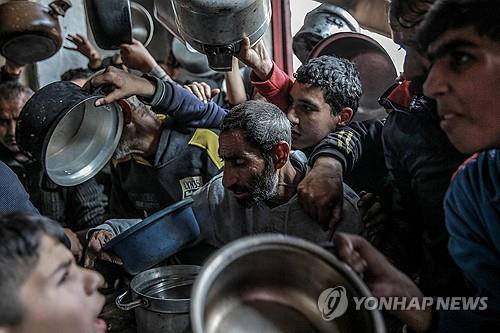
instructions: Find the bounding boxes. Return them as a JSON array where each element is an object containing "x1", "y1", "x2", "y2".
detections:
[{"x1": 0, "y1": 214, "x2": 106, "y2": 333}]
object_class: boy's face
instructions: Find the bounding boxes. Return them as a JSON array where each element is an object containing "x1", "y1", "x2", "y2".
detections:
[
  {"x1": 15, "y1": 235, "x2": 106, "y2": 333},
  {"x1": 423, "y1": 27, "x2": 500, "y2": 153},
  {"x1": 287, "y1": 82, "x2": 341, "y2": 150}
]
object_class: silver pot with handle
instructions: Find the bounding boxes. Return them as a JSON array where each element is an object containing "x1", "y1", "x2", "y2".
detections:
[
  {"x1": 191, "y1": 235, "x2": 386, "y2": 333},
  {"x1": 116, "y1": 265, "x2": 200, "y2": 333},
  {"x1": 154, "y1": 0, "x2": 271, "y2": 71}
]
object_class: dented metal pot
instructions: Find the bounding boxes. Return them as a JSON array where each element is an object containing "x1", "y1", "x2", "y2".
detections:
[{"x1": 0, "y1": 0, "x2": 72, "y2": 64}]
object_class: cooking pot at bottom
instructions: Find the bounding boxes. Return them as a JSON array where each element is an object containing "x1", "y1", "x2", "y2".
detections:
[
  {"x1": 191, "y1": 235, "x2": 386, "y2": 333},
  {"x1": 116, "y1": 265, "x2": 200, "y2": 333}
]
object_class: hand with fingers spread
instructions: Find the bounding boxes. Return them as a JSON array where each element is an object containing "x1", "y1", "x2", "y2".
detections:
[
  {"x1": 297, "y1": 156, "x2": 344, "y2": 231},
  {"x1": 357, "y1": 191, "x2": 387, "y2": 228},
  {"x1": 65, "y1": 33, "x2": 102, "y2": 69},
  {"x1": 184, "y1": 82, "x2": 220, "y2": 103},
  {"x1": 120, "y1": 39, "x2": 158, "y2": 74},
  {"x1": 236, "y1": 36, "x2": 273, "y2": 81},
  {"x1": 334, "y1": 233, "x2": 433, "y2": 332},
  {"x1": 87, "y1": 66, "x2": 156, "y2": 106},
  {"x1": 84, "y1": 230, "x2": 123, "y2": 269}
]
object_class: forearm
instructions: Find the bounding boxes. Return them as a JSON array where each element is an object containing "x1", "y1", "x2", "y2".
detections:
[
  {"x1": 225, "y1": 57, "x2": 247, "y2": 106},
  {"x1": 148, "y1": 78, "x2": 227, "y2": 128},
  {"x1": 250, "y1": 61, "x2": 294, "y2": 111}
]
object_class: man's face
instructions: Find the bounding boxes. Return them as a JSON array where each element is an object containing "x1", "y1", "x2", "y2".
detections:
[
  {"x1": 219, "y1": 129, "x2": 278, "y2": 207},
  {"x1": 423, "y1": 27, "x2": 500, "y2": 153},
  {"x1": 390, "y1": 15, "x2": 430, "y2": 93},
  {"x1": 16, "y1": 235, "x2": 106, "y2": 333},
  {"x1": 0, "y1": 97, "x2": 27, "y2": 153},
  {"x1": 288, "y1": 82, "x2": 339, "y2": 149}
]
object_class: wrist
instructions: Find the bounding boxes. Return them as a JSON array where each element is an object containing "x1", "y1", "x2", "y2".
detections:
[{"x1": 254, "y1": 59, "x2": 273, "y2": 81}]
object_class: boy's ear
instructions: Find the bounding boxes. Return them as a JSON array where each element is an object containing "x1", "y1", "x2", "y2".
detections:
[
  {"x1": 337, "y1": 107, "x2": 354, "y2": 126},
  {"x1": 273, "y1": 141, "x2": 290, "y2": 170}
]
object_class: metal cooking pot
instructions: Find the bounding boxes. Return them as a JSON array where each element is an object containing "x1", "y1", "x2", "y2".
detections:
[
  {"x1": 85, "y1": 0, "x2": 132, "y2": 50},
  {"x1": 308, "y1": 32, "x2": 397, "y2": 121},
  {"x1": 16, "y1": 81, "x2": 123, "y2": 187},
  {"x1": 0, "y1": 0, "x2": 72, "y2": 64},
  {"x1": 116, "y1": 265, "x2": 200, "y2": 333},
  {"x1": 154, "y1": 0, "x2": 271, "y2": 71},
  {"x1": 293, "y1": 4, "x2": 360, "y2": 64},
  {"x1": 191, "y1": 235, "x2": 386, "y2": 333}
]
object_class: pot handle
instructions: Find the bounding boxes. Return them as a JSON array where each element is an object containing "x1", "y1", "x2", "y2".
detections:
[
  {"x1": 115, "y1": 290, "x2": 149, "y2": 311},
  {"x1": 49, "y1": 0, "x2": 72, "y2": 17}
]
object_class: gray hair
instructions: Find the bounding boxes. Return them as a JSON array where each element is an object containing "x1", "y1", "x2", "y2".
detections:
[{"x1": 220, "y1": 100, "x2": 291, "y2": 153}]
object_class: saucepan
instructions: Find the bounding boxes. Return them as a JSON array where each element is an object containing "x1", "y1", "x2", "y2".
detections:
[
  {"x1": 85, "y1": 0, "x2": 154, "y2": 49},
  {"x1": 116, "y1": 265, "x2": 200, "y2": 333},
  {"x1": 191, "y1": 234, "x2": 386, "y2": 333},
  {"x1": 16, "y1": 81, "x2": 123, "y2": 187},
  {"x1": 0, "y1": 0, "x2": 72, "y2": 64}
]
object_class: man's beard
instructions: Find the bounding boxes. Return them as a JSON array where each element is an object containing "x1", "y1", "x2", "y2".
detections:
[
  {"x1": 231, "y1": 156, "x2": 279, "y2": 208},
  {"x1": 112, "y1": 136, "x2": 146, "y2": 160}
]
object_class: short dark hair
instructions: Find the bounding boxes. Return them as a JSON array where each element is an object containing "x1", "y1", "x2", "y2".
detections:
[
  {"x1": 294, "y1": 55, "x2": 362, "y2": 116},
  {"x1": 0, "y1": 214, "x2": 66, "y2": 325},
  {"x1": 60, "y1": 67, "x2": 94, "y2": 82},
  {"x1": 388, "y1": 0, "x2": 434, "y2": 29},
  {"x1": 0, "y1": 82, "x2": 33, "y2": 102},
  {"x1": 220, "y1": 100, "x2": 291, "y2": 153},
  {"x1": 418, "y1": 0, "x2": 500, "y2": 52}
]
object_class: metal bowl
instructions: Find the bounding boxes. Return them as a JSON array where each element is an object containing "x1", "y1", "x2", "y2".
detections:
[
  {"x1": 104, "y1": 198, "x2": 200, "y2": 275},
  {"x1": 191, "y1": 235, "x2": 386, "y2": 333},
  {"x1": 17, "y1": 81, "x2": 123, "y2": 186}
]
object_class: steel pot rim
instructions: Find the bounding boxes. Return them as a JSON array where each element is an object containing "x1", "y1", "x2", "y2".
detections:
[
  {"x1": 190, "y1": 234, "x2": 386, "y2": 333},
  {"x1": 41, "y1": 95, "x2": 124, "y2": 186}
]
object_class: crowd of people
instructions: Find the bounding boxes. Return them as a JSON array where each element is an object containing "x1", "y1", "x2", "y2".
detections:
[{"x1": 0, "y1": 0, "x2": 498, "y2": 332}]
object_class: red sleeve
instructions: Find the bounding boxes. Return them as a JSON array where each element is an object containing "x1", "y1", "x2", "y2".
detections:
[{"x1": 250, "y1": 61, "x2": 294, "y2": 112}]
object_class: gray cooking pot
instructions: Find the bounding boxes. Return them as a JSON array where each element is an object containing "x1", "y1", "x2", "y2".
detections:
[
  {"x1": 154, "y1": 0, "x2": 271, "y2": 71},
  {"x1": 293, "y1": 4, "x2": 360, "y2": 64},
  {"x1": 17, "y1": 81, "x2": 123, "y2": 187},
  {"x1": 116, "y1": 265, "x2": 200, "y2": 333},
  {"x1": 191, "y1": 235, "x2": 386, "y2": 333}
]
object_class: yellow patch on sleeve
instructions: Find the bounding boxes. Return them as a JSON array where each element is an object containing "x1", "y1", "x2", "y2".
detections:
[{"x1": 188, "y1": 129, "x2": 224, "y2": 169}]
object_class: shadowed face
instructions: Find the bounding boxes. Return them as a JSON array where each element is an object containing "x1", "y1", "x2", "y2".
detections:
[
  {"x1": 287, "y1": 82, "x2": 340, "y2": 150},
  {"x1": 219, "y1": 129, "x2": 278, "y2": 207},
  {"x1": 424, "y1": 27, "x2": 500, "y2": 153},
  {"x1": 0, "y1": 95, "x2": 29, "y2": 154}
]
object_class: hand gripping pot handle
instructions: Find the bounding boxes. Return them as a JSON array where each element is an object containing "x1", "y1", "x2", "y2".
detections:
[{"x1": 116, "y1": 290, "x2": 150, "y2": 311}]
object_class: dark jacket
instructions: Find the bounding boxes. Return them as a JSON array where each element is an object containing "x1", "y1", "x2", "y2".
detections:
[
  {"x1": 0, "y1": 160, "x2": 38, "y2": 214},
  {"x1": 382, "y1": 94, "x2": 468, "y2": 295},
  {"x1": 0, "y1": 146, "x2": 106, "y2": 230},
  {"x1": 110, "y1": 79, "x2": 225, "y2": 218}
]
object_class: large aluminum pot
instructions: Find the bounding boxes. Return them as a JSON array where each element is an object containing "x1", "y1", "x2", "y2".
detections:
[
  {"x1": 155, "y1": 0, "x2": 271, "y2": 71},
  {"x1": 293, "y1": 4, "x2": 360, "y2": 64},
  {"x1": 191, "y1": 235, "x2": 386, "y2": 333},
  {"x1": 116, "y1": 265, "x2": 200, "y2": 333},
  {"x1": 17, "y1": 82, "x2": 123, "y2": 187},
  {"x1": 0, "y1": 0, "x2": 72, "y2": 64}
]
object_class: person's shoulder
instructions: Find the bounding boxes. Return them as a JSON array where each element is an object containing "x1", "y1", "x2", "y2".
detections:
[{"x1": 452, "y1": 149, "x2": 499, "y2": 193}]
